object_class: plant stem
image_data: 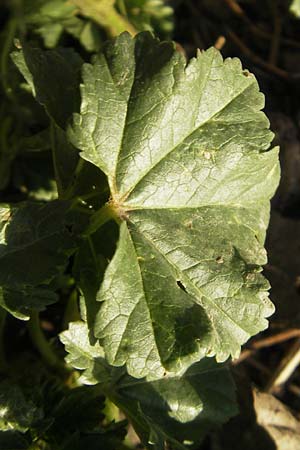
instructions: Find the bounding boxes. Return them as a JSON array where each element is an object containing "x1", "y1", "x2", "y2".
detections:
[
  {"x1": 62, "y1": 289, "x2": 80, "y2": 330},
  {"x1": 85, "y1": 202, "x2": 120, "y2": 236},
  {"x1": 227, "y1": 29, "x2": 289, "y2": 80},
  {"x1": 28, "y1": 311, "x2": 64, "y2": 372},
  {"x1": 50, "y1": 122, "x2": 63, "y2": 198}
]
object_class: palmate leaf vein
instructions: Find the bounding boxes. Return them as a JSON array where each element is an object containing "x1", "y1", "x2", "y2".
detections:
[
  {"x1": 118, "y1": 71, "x2": 256, "y2": 202},
  {"x1": 130, "y1": 220, "x2": 250, "y2": 339}
]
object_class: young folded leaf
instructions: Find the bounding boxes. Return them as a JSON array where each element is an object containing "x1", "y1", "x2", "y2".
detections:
[{"x1": 69, "y1": 32, "x2": 280, "y2": 380}]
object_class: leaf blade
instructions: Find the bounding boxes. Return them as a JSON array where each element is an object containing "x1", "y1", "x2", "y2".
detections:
[{"x1": 70, "y1": 32, "x2": 280, "y2": 379}]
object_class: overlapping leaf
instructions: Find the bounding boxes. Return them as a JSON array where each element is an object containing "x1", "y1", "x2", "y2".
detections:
[
  {"x1": 13, "y1": 46, "x2": 83, "y2": 129},
  {"x1": 0, "y1": 202, "x2": 84, "y2": 318},
  {"x1": 69, "y1": 32, "x2": 280, "y2": 380},
  {"x1": 61, "y1": 321, "x2": 237, "y2": 449},
  {"x1": 0, "y1": 202, "x2": 78, "y2": 288}
]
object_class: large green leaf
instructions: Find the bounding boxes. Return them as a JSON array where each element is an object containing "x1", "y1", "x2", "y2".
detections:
[
  {"x1": 60, "y1": 321, "x2": 238, "y2": 449},
  {"x1": 69, "y1": 32, "x2": 280, "y2": 379}
]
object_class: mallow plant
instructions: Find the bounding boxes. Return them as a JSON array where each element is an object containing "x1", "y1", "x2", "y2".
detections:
[{"x1": 0, "y1": 31, "x2": 280, "y2": 450}]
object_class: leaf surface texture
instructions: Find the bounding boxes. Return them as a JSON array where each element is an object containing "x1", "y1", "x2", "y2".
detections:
[{"x1": 70, "y1": 32, "x2": 280, "y2": 379}]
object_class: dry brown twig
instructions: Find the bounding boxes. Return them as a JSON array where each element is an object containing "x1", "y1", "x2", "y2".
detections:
[
  {"x1": 227, "y1": 29, "x2": 289, "y2": 79},
  {"x1": 266, "y1": 338, "x2": 300, "y2": 392},
  {"x1": 233, "y1": 328, "x2": 300, "y2": 366},
  {"x1": 214, "y1": 35, "x2": 226, "y2": 50},
  {"x1": 223, "y1": 0, "x2": 300, "y2": 49}
]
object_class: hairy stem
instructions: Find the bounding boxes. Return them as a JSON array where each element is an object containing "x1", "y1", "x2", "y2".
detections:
[{"x1": 28, "y1": 311, "x2": 64, "y2": 372}]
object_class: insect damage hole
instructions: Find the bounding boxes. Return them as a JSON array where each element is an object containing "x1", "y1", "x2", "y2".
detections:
[{"x1": 176, "y1": 280, "x2": 187, "y2": 293}]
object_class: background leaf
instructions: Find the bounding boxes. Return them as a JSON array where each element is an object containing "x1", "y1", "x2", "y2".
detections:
[
  {"x1": 0, "y1": 381, "x2": 42, "y2": 433},
  {"x1": 14, "y1": 46, "x2": 83, "y2": 129},
  {"x1": 61, "y1": 321, "x2": 238, "y2": 449},
  {"x1": 0, "y1": 201, "x2": 86, "y2": 318}
]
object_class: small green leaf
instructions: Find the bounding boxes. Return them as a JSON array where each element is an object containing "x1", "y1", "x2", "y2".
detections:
[
  {"x1": 69, "y1": 32, "x2": 280, "y2": 379},
  {"x1": 60, "y1": 321, "x2": 238, "y2": 449}
]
